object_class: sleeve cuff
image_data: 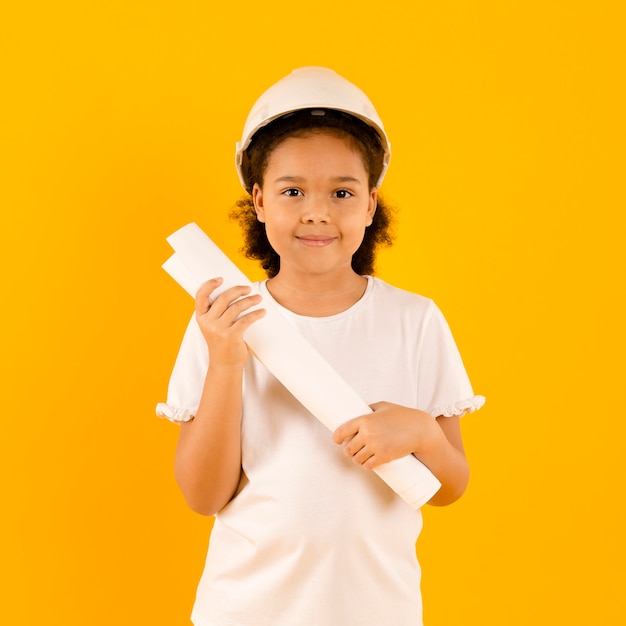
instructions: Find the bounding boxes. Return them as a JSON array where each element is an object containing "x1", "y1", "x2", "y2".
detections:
[
  {"x1": 155, "y1": 402, "x2": 196, "y2": 423},
  {"x1": 429, "y1": 395, "x2": 486, "y2": 418}
]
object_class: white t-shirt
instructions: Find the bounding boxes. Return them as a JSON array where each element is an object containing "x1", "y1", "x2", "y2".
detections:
[{"x1": 157, "y1": 277, "x2": 484, "y2": 626}]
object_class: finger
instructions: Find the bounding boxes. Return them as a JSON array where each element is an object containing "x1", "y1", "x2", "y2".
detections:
[
  {"x1": 361, "y1": 455, "x2": 380, "y2": 470},
  {"x1": 333, "y1": 418, "x2": 359, "y2": 444},
  {"x1": 199, "y1": 284, "x2": 252, "y2": 318},
  {"x1": 352, "y1": 447, "x2": 375, "y2": 467},
  {"x1": 194, "y1": 277, "x2": 224, "y2": 314},
  {"x1": 217, "y1": 292, "x2": 263, "y2": 324},
  {"x1": 229, "y1": 306, "x2": 266, "y2": 332},
  {"x1": 343, "y1": 435, "x2": 364, "y2": 458}
]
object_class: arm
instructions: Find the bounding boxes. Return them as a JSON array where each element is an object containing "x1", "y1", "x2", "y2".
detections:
[
  {"x1": 332, "y1": 403, "x2": 469, "y2": 507},
  {"x1": 174, "y1": 278, "x2": 265, "y2": 516}
]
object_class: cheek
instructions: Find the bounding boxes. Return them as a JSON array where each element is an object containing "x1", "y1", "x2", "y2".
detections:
[
  {"x1": 343, "y1": 220, "x2": 370, "y2": 252},
  {"x1": 262, "y1": 218, "x2": 288, "y2": 252}
]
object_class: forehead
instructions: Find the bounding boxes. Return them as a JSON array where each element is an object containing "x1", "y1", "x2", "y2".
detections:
[{"x1": 266, "y1": 130, "x2": 368, "y2": 170}]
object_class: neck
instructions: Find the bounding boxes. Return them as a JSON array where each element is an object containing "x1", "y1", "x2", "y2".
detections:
[{"x1": 266, "y1": 271, "x2": 368, "y2": 317}]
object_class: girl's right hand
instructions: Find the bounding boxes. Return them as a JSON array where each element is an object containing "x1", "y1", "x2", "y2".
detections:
[{"x1": 195, "y1": 278, "x2": 266, "y2": 367}]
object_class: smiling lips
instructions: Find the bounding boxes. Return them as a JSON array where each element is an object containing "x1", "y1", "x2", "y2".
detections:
[{"x1": 296, "y1": 235, "x2": 337, "y2": 247}]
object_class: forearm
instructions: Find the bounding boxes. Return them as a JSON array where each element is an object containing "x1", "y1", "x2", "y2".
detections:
[
  {"x1": 415, "y1": 415, "x2": 469, "y2": 507},
  {"x1": 174, "y1": 363, "x2": 244, "y2": 516}
]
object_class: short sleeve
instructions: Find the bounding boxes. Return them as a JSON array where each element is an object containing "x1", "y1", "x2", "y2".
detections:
[
  {"x1": 416, "y1": 301, "x2": 485, "y2": 418},
  {"x1": 155, "y1": 313, "x2": 209, "y2": 423}
]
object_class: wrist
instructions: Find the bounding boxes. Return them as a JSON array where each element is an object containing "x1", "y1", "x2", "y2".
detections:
[
  {"x1": 412, "y1": 410, "x2": 443, "y2": 457},
  {"x1": 205, "y1": 361, "x2": 246, "y2": 388}
]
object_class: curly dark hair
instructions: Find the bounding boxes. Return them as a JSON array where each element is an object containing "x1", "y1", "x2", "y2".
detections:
[{"x1": 230, "y1": 109, "x2": 396, "y2": 277}]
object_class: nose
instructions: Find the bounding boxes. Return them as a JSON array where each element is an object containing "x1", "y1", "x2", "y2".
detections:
[{"x1": 302, "y1": 198, "x2": 331, "y2": 223}]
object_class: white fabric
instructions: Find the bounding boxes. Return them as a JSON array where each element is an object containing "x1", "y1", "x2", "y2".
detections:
[{"x1": 156, "y1": 277, "x2": 485, "y2": 626}]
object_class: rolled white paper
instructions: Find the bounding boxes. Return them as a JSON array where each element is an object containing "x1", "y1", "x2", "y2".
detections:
[{"x1": 163, "y1": 222, "x2": 441, "y2": 509}]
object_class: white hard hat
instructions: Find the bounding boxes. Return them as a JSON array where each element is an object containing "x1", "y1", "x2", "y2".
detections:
[{"x1": 235, "y1": 66, "x2": 391, "y2": 190}]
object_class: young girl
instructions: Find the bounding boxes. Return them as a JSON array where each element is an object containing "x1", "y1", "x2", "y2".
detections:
[{"x1": 157, "y1": 66, "x2": 485, "y2": 626}]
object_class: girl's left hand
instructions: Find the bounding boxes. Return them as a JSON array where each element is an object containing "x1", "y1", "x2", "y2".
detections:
[{"x1": 332, "y1": 402, "x2": 438, "y2": 469}]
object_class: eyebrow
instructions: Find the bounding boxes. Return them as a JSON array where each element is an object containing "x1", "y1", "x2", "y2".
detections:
[{"x1": 273, "y1": 175, "x2": 363, "y2": 185}]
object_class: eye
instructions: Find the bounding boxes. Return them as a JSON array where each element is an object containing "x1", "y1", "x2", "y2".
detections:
[
  {"x1": 333, "y1": 189, "x2": 353, "y2": 199},
  {"x1": 282, "y1": 188, "x2": 303, "y2": 197}
]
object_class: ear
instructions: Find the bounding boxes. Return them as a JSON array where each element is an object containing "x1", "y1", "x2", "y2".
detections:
[
  {"x1": 366, "y1": 188, "x2": 378, "y2": 226},
  {"x1": 252, "y1": 183, "x2": 265, "y2": 223}
]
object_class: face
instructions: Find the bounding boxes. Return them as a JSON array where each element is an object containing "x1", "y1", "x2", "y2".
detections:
[{"x1": 252, "y1": 131, "x2": 377, "y2": 280}]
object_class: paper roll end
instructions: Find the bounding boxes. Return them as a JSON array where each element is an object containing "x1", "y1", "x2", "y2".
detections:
[
  {"x1": 397, "y1": 477, "x2": 442, "y2": 510},
  {"x1": 165, "y1": 222, "x2": 202, "y2": 246}
]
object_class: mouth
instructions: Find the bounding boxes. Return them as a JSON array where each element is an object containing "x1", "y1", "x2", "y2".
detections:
[{"x1": 296, "y1": 235, "x2": 337, "y2": 247}]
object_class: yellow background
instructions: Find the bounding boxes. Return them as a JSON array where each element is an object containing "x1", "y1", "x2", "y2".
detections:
[{"x1": 1, "y1": 1, "x2": 624, "y2": 624}]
